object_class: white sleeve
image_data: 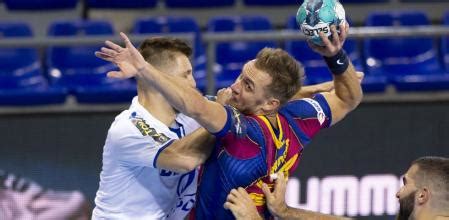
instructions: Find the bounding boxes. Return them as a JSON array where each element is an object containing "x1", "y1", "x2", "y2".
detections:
[{"x1": 108, "y1": 119, "x2": 174, "y2": 168}]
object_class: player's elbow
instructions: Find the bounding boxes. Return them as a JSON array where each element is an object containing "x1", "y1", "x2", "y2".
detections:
[{"x1": 172, "y1": 158, "x2": 200, "y2": 173}]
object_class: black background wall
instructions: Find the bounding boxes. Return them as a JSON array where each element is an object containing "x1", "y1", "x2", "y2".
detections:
[{"x1": 1, "y1": 101, "x2": 448, "y2": 220}]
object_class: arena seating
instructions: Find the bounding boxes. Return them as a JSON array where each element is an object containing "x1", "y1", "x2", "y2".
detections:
[
  {"x1": 243, "y1": 0, "x2": 297, "y2": 6},
  {"x1": 132, "y1": 16, "x2": 207, "y2": 91},
  {"x1": 165, "y1": 0, "x2": 235, "y2": 8},
  {"x1": 442, "y1": 11, "x2": 449, "y2": 72},
  {"x1": 3, "y1": 0, "x2": 78, "y2": 10},
  {"x1": 208, "y1": 15, "x2": 276, "y2": 89},
  {"x1": 46, "y1": 19, "x2": 136, "y2": 103},
  {"x1": 86, "y1": 0, "x2": 157, "y2": 9},
  {"x1": 364, "y1": 11, "x2": 449, "y2": 91},
  {"x1": 0, "y1": 22, "x2": 67, "y2": 105}
]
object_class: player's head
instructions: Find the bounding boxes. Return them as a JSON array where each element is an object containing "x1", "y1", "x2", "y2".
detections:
[
  {"x1": 137, "y1": 37, "x2": 195, "y2": 90},
  {"x1": 228, "y1": 48, "x2": 303, "y2": 115},
  {"x1": 396, "y1": 156, "x2": 449, "y2": 220}
]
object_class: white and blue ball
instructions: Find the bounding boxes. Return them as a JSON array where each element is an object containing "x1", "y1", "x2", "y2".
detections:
[{"x1": 296, "y1": 0, "x2": 346, "y2": 46}]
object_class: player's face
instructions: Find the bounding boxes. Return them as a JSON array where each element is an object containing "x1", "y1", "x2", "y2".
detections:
[
  {"x1": 396, "y1": 165, "x2": 419, "y2": 220},
  {"x1": 171, "y1": 53, "x2": 196, "y2": 88},
  {"x1": 228, "y1": 60, "x2": 272, "y2": 115}
]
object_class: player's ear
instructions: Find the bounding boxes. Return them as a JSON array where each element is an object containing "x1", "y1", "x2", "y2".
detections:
[
  {"x1": 263, "y1": 97, "x2": 280, "y2": 112},
  {"x1": 416, "y1": 187, "x2": 430, "y2": 205}
]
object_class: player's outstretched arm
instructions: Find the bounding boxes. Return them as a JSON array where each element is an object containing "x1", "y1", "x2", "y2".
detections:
[
  {"x1": 95, "y1": 33, "x2": 228, "y2": 133},
  {"x1": 291, "y1": 71, "x2": 364, "y2": 100},
  {"x1": 307, "y1": 23, "x2": 363, "y2": 125}
]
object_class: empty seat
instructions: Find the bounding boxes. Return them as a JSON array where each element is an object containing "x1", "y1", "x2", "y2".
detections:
[
  {"x1": 208, "y1": 15, "x2": 277, "y2": 89},
  {"x1": 47, "y1": 19, "x2": 136, "y2": 103},
  {"x1": 243, "y1": 0, "x2": 297, "y2": 6},
  {"x1": 165, "y1": 0, "x2": 234, "y2": 8},
  {"x1": 442, "y1": 11, "x2": 449, "y2": 71},
  {"x1": 0, "y1": 22, "x2": 66, "y2": 105},
  {"x1": 86, "y1": 0, "x2": 157, "y2": 9},
  {"x1": 4, "y1": 0, "x2": 78, "y2": 10},
  {"x1": 364, "y1": 11, "x2": 448, "y2": 91},
  {"x1": 340, "y1": 0, "x2": 388, "y2": 3}
]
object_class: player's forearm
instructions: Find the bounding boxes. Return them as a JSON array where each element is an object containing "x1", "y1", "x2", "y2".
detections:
[
  {"x1": 291, "y1": 81, "x2": 334, "y2": 100},
  {"x1": 158, "y1": 128, "x2": 214, "y2": 173},
  {"x1": 332, "y1": 62, "x2": 363, "y2": 111},
  {"x1": 137, "y1": 63, "x2": 204, "y2": 117},
  {"x1": 279, "y1": 206, "x2": 353, "y2": 220},
  {"x1": 137, "y1": 63, "x2": 224, "y2": 132}
]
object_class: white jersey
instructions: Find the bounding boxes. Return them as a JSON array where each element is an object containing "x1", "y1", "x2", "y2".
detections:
[{"x1": 93, "y1": 97, "x2": 201, "y2": 220}]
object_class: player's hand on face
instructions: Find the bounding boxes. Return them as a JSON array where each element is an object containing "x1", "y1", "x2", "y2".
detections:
[
  {"x1": 95, "y1": 32, "x2": 147, "y2": 79},
  {"x1": 216, "y1": 87, "x2": 232, "y2": 105},
  {"x1": 262, "y1": 172, "x2": 289, "y2": 218},
  {"x1": 224, "y1": 188, "x2": 262, "y2": 220},
  {"x1": 307, "y1": 22, "x2": 349, "y2": 57}
]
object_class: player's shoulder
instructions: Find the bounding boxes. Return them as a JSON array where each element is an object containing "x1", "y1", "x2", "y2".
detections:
[{"x1": 110, "y1": 110, "x2": 163, "y2": 138}]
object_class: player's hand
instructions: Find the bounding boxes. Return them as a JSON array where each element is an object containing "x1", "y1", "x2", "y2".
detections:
[
  {"x1": 307, "y1": 22, "x2": 349, "y2": 57},
  {"x1": 224, "y1": 187, "x2": 263, "y2": 220},
  {"x1": 216, "y1": 87, "x2": 232, "y2": 105},
  {"x1": 95, "y1": 32, "x2": 147, "y2": 79},
  {"x1": 262, "y1": 172, "x2": 289, "y2": 219}
]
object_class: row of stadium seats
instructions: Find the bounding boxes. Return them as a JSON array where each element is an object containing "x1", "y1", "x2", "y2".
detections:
[
  {"x1": 1, "y1": 10, "x2": 449, "y2": 105},
  {"x1": 3, "y1": 0, "x2": 438, "y2": 10}
]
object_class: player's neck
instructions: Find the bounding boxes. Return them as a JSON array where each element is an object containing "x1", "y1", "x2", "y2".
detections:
[
  {"x1": 264, "y1": 113, "x2": 279, "y2": 130},
  {"x1": 138, "y1": 90, "x2": 177, "y2": 126}
]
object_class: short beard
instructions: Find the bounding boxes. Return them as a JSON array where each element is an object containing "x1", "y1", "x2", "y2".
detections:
[{"x1": 396, "y1": 190, "x2": 416, "y2": 220}]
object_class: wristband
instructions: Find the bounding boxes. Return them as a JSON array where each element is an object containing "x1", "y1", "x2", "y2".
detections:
[{"x1": 323, "y1": 49, "x2": 349, "y2": 75}]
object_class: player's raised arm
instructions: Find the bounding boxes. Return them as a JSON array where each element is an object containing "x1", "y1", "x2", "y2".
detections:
[
  {"x1": 308, "y1": 23, "x2": 363, "y2": 125},
  {"x1": 95, "y1": 33, "x2": 228, "y2": 133}
]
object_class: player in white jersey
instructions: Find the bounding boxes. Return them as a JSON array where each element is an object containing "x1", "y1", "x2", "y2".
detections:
[{"x1": 92, "y1": 37, "x2": 214, "y2": 220}]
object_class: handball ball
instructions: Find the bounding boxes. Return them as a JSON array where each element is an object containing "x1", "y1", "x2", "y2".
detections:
[{"x1": 296, "y1": 0, "x2": 346, "y2": 46}]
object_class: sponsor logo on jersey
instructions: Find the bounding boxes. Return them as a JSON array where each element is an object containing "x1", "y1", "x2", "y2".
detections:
[{"x1": 130, "y1": 113, "x2": 170, "y2": 143}]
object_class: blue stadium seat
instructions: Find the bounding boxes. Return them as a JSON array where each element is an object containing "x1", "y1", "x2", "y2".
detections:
[
  {"x1": 243, "y1": 0, "x2": 296, "y2": 6},
  {"x1": 4, "y1": 0, "x2": 78, "y2": 10},
  {"x1": 208, "y1": 15, "x2": 277, "y2": 89},
  {"x1": 0, "y1": 22, "x2": 67, "y2": 105},
  {"x1": 86, "y1": 0, "x2": 157, "y2": 9},
  {"x1": 165, "y1": 0, "x2": 234, "y2": 8},
  {"x1": 47, "y1": 19, "x2": 136, "y2": 103},
  {"x1": 284, "y1": 16, "x2": 385, "y2": 92},
  {"x1": 340, "y1": 0, "x2": 388, "y2": 3},
  {"x1": 364, "y1": 11, "x2": 448, "y2": 91},
  {"x1": 442, "y1": 12, "x2": 449, "y2": 72},
  {"x1": 133, "y1": 16, "x2": 207, "y2": 91}
]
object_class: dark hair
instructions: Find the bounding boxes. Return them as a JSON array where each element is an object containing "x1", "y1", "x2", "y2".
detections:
[
  {"x1": 411, "y1": 156, "x2": 449, "y2": 206},
  {"x1": 138, "y1": 37, "x2": 192, "y2": 68},
  {"x1": 254, "y1": 48, "x2": 303, "y2": 105}
]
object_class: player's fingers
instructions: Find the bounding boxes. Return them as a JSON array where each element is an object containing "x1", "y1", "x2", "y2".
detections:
[
  {"x1": 95, "y1": 52, "x2": 114, "y2": 62},
  {"x1": 319, "y1": 31, "x2": 332, "y2": 50},
  {"x1": 107, "y1": 71, "x2": 124, "y2": 78},
  {"x1": 101, "y1": 47, "x2": 118, "y2": 56},
  {"x1": 261, "y1": 183, "x2": 273, "y2": 201},
  {"x1": 224, "y1": 201, "x2": 236, "y2": 210},
  {"x1": 330, "y1": 25, "x2": 339, "y2": 46},
  {"x1": 237, "y1": 187, "x2": 251, "y2": 202},
  {"x1": 227, "y1": 189, "x2": 239, "y2": 203},
  {"x1": 275, "y1": 172, "x2": 287, "y2": 196},
  {"x1": 105, "y1": 40, "x2": 123, "y2": 52},
  {"x1": 356, "y1": 71, "x2": 365, "y2": 82},
  {"x1": 120, "y1": 32, "x2": 134, "y2": 48},
  {"x1": 339, "y1": 23, "x2": 348, "y2": 45}
]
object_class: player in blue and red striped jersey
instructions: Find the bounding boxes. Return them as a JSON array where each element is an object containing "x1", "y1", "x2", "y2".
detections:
[{"x1": 96, "y1": 22, "x2": 362, "y2": 219}]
